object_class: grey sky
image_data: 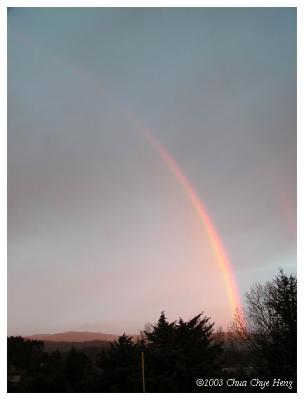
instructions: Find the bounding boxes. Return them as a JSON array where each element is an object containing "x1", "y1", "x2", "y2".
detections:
[{"x1": 8, "y1": 8, "x2": 296, "y2": 335}]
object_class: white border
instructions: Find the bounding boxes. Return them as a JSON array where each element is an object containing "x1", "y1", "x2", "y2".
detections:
[{"x1": 1, "y1": 1, "x2": 302, "y2": 399}]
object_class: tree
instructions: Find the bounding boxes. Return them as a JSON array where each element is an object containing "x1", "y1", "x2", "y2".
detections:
[
  {"x1": 65, "y1": 347, "x2": 93, "y2": 392},
  {"x1": 144, "y1": 311, "x2": 223, "y2": 392},
  {"x1": 233, "y1": 269, "x2": 297, "y2": 380},
  {"x1": 98, "y1": 333, "x2": 142, "y2": 392},
  {"x1": 143, "y1": 311, "x2": 177, "y2": 391},
  {"x1": 8, "y1": 336, "x2": 44, "y2": 371},
  {"x1": 7, "y1": 336, "x2": 45, "y2": 392}
]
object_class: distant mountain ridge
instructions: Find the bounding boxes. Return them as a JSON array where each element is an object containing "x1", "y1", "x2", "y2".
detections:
[
  {"x1": 24, "y1": 331, "x2": 237, "y2": 342},
  {"x1": 25, "y1": 331, "x2": 119, "y2": 342}
]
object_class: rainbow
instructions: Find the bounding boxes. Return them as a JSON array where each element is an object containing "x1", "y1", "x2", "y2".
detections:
[
  {"x1": 126, "y1": 116, "x2": 243, "y2": 316},
  {"x1": 17, "y1": 33, "x2": 243, "y2": 318}
]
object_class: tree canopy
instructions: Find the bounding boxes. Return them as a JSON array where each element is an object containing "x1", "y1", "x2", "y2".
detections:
[{"x1": 233, "y1": 269, "x2": 297, "y2": 380}]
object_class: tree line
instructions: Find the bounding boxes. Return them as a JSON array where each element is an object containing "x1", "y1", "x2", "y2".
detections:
[{"x1": 7, "y1": 269, "x2": 296, "y2": 392}]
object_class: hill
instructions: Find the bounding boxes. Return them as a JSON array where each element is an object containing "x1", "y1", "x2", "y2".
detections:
[{"x1": 25, "y1": 331, "x2": 119, "y2": 342}]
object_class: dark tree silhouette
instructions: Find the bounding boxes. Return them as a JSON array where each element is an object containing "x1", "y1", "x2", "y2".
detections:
[
  {"x1": 65, "y1": 347, "x2": 93, "y2": 392},
  {"x1": 8, "y1": 336, "x2": 44, "y2": 370},
  {"x1": 144, "y1": 311, "x2": 223, "y2": 392},
  {"x1": 233, "y1": 269, "x2": 297, "y2": 381},
  {"x1": 7, "y1": 336, "x2": 45, "y2": 391},
  {"x1": 7, "y1": 337, "x2": 99, "y2": 392},
  {"x1": 98, "y1": 333, "x2": 142, "y2": 392}
]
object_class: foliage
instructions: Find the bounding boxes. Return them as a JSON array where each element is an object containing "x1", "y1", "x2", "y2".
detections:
[
  {"x1": 144, "y1": 311, "x2": 223, "y2": 392},
  {"x1": 98, "y1": 333, "x2": 142, "y2": 392},
  {"x1": 7, "y1": 337, "x2": 99, "y2": 392},
  {"x1": 233, "y1": 269, "x2": 297, "y2": 380}
]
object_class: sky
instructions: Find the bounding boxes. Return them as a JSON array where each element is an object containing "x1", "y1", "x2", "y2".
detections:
[{"x1": 8, "y1": 8, "x2": 296, "y2": 335}]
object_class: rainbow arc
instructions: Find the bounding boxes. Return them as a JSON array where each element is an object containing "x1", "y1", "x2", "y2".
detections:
[
  {"x1": 127, "y1": 117, "x2": 243, "y2": 316},
  {"x1": 18, "y1": 34, "x2": 243, "y2": 318}
]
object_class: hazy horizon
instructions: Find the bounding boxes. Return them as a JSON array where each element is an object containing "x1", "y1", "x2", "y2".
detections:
[{"x1": 8, "y1": 8, "x2": 296, "y2": 336}]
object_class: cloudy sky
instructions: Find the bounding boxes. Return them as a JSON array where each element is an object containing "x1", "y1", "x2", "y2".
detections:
[{"x1": 8, "y1": 8, "x2": 296, "y2": 335}]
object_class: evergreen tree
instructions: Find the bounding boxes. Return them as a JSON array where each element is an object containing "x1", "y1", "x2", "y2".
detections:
[
  {"x1": 174, "y1": 314, "x2": 223, "y2": 390},
  {"x1": 65, "y1": 347, "x2": 92, "y2": 392},
  {"x1": 144, "y1": 311, "x2": 223, "y2": 392},
  {"x1": 98, "y1": 333, "x2": 141, "y2": 392},
  {"x1": 144, "y1": 311, "x2": 177, "y2": 391}
]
